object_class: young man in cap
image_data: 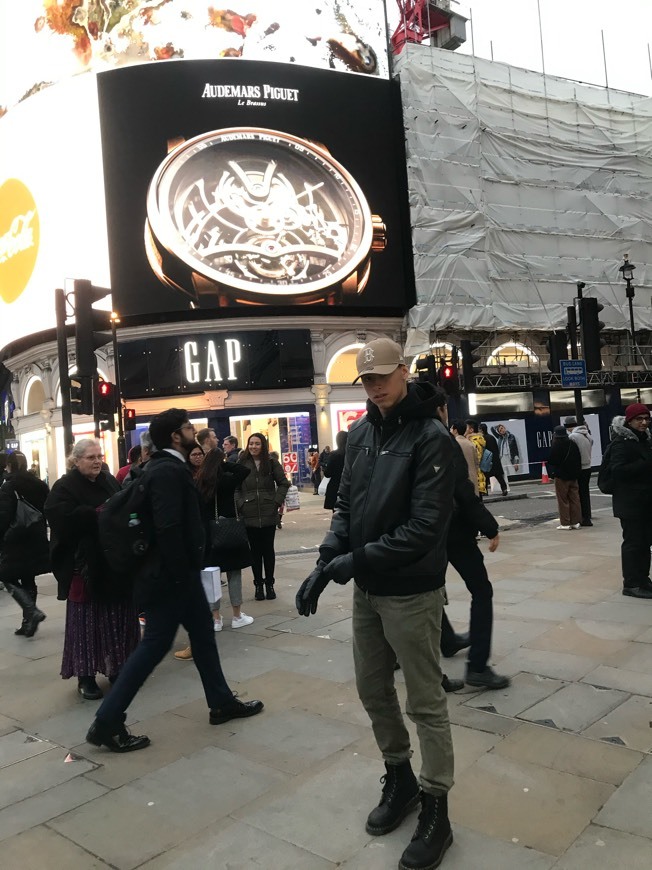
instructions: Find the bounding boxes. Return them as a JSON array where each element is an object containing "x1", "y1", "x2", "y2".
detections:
[
  {"x1": 564, "y1": 416, "x2": 594, "y2": 526},
  {"x1": 608, "y1": 403, "x2": 652, "y2": 598},
  {"x1": 296, "y1": 337, "x2": 456, "y2": 870}
]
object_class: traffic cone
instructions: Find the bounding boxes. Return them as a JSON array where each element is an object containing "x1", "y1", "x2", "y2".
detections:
[{"x1": 541, "y1": 462, "x2": 550, "y2": 484}]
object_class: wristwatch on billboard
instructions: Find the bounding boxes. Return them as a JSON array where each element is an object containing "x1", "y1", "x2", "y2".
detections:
[{"x1": 144, "y1": 127, "x2": 386, "y2": 306}]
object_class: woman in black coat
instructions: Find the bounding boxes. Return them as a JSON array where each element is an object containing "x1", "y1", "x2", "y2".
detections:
[
  {"x1": 0, "y1": 451, "x2": 49, "y2": 637},
  {"x1": 194, "y1": 448, "x2": 252, "y2": 631},
  {"x1": 44, "y1": 439, "x2": 140, "y2": 700},
  {"x1": 323, "y1": 430, "x2": 348, "y2": 511}
]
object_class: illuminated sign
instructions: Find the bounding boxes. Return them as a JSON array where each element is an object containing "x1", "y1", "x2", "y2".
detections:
[
  {"x1": 183, "y1": 338, "x2": 242, "y2": 384},
  {"x1": 0, "y1": 179, "x2": 39, "y2": 304}
]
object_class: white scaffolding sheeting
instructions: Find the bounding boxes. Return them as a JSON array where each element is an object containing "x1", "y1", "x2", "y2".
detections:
[{"x1": 396, "y1": 47, "x2": 652, "y2": 339}]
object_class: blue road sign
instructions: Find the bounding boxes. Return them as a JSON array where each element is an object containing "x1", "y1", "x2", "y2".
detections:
[{"x1": 560, "y1": 359, "x2": 587, "y2": 389}]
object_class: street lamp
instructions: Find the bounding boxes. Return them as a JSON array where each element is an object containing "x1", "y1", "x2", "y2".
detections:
[
  {"x1": 110, "y1": 311, "x2": 127, "y2": 467},
  {"x1": 618, "y1": 255, "x2": 640, "y2": 400}
]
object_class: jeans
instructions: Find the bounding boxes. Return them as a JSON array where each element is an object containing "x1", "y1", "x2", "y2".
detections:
[
  {"x1": 620, "y1": 516, "x2": 652, "y2": 588},
  {"x1": 578, "y1": 469, "x2": 592, "y2": 522},
  {"x1": 442, "y1": 534, "x2": 493, "y2": 673},
  {"x1": 246, "y1": 526, "x2": 276, "y2": 585},
  {"x1": 96, "y1": 575, "x2": 234, "y2": 729},
  {"x1": 352, "y1": 584, "x2": 454, "y2": 796}
]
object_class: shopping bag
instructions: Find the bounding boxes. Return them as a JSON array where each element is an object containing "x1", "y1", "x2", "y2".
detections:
[
  {"x1": 285, "y1": 485, "x2": 301, "y2": 511},
  {"x1": 201, "y1": 567, "x2": 222, "y2": 605},
  {"x1": 317, "y1": 476, "x2": 329, "y2": 497}
]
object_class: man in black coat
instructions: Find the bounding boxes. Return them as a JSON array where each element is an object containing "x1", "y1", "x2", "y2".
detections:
[
  {"x1": 479, "y1": 423, "x2": 508, "y2": 496},
  {"x1": 86, "y1": 408, "x2": 263, "y2": 753}
]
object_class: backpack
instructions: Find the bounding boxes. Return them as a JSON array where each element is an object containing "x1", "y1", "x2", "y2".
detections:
[
  {"x1": 597, "y1": 442, "x2": 614, "y2": 495},
  {"x1": 97, "y1": 477, "x2": 152, "y2": 576},
  {"x1": 479, "y1": 448, "x2": 493, "y2": 474}
]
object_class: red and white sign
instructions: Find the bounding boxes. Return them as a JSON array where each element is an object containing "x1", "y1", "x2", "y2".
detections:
[{"x1": 282, "y1": 451, "x2": 298, "y2": 474}]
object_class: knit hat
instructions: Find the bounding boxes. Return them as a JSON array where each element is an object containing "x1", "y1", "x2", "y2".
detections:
[
  {"x1": 553, "y1": 425, "x2": 567, "y2": 437},
  {"x1": 624, "y1": 403, "x2": 651, "y2": 424}
]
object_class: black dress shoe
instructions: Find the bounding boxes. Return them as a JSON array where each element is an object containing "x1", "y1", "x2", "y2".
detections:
[
  {"x1": 442, "y1": 675, "x2": 464, "y2": 692},
  {"x1": 623, "y1": 586, "x2": 652, "y2": 599},
  {"x1": 465, "y1": 666, "x2": 511, "y2": 689},
  {"x1": 77, "y1": 677, "x2": 103, "y2": 700},
  {"x1": 210, "y1": 697, "x2": 264, "y2": 725},
  {"x1": 580, "y1": 520, "x2": 593, "y2": 527},
  {"x1": 86, "y1": 720, "x2": 150, "y2": 752},
  {"x1": 441, "y1": 632, "x2": 470, "y2": 658}
]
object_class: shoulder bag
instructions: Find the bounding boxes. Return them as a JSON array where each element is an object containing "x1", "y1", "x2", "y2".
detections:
[{"x1": 209, "y1": 494, "x2": 249, "y2": 552}]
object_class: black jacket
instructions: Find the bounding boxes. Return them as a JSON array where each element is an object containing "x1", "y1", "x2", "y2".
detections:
[
  {"x1": 236, "y1": 456, "x2": 290, "y2": 528},
  {"x1": 136, "y1": 450, "x2": 205, "y2": 607},
  {"x1": 448, "y1": 440, "x2": 499, "y2": 542},
  {"x1": 608, "y1": 416, "x2": 652, "y2": 519},
  {"x1": 0, "y1": 472, "x2": 50, "y2": 582},
  {"x1": 483, "y1": 432, "x2": 503, "y2": 474},
  {"x1": 549, "y1": 437, "x2": 582, "y2": 481},
  {"x1": 198, "y1": 461, "x2": 251, "y2": 570},
  {"x1": 44, "y1": 468, "x2": 120, "y2": 601},
  {"x1": 320, "y1": 382, "x2": 455, "y2": 595},
  {"x1": 323, "y1": 449, "x2": 345, "y2": 511}
]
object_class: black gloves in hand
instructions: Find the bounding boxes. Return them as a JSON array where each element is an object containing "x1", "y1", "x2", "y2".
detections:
[
  {"x1": 322, "y1": 553, "x2": 355, "y2": 585},
  {"x1": 296, "y1": 562, "x2": 330, "y2": 616}
]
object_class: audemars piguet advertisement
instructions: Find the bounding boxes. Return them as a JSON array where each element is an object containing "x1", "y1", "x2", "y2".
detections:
[{"x1": 98, "y1": 58, "x2": 414, "y2": 317}]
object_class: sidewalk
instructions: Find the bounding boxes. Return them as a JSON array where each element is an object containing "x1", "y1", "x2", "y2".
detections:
[{"x1": 1, "y1": 510, "x2": 651, "y2": 869}]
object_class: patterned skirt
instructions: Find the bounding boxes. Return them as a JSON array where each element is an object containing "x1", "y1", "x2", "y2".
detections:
[{"x1": 60, "y1": 598, "x2": 140, "y2": 679}]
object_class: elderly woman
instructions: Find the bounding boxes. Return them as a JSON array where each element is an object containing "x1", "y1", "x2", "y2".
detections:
[{"x1": 44, "y1": 439, "x2": 140, "y2": 700}]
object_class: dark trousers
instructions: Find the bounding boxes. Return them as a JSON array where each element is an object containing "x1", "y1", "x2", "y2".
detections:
[
  {"x1": 620, "y1": 517, "x2": 652, "y2": 588},
  {"x1": 96, "y1": 576, "x2": 233, "y2": 729},
  {"x1": 441, "y1": 534, "x2": 494, "y2": 672},
  {"x1": 246, "y1": 526, "x2": 276, "y2": 585},
  {"x1": 311, "y1": 469, "x2": 322, "y2": 493},
  {"x1": 578, "y1": 469, "x2": 592, "y2": 522},
  {"x1": 1, "y1": 574, "x2": 37, "y2": 596}
]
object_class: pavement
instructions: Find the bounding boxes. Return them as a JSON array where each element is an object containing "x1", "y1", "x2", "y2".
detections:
[{"x1": 1, "y1": 496, "x2": 652, "y2": 869}]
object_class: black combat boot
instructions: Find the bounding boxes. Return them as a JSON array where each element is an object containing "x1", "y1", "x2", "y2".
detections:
[
  {"x1": 365, "y1": 760, "x2": 420, "y2": 836},
  {"x1": 399, "y1": 792, "x2": 453, "y2": 870},
  {"x1": 254, "y1": 583, "x2": 265, "y2": 601},
  {"x1": 10, "y1": 586, "x2": 46, "y2": 638},
  {"x1": 264, "y1": 579, "x2": 276, "y2": 600}
]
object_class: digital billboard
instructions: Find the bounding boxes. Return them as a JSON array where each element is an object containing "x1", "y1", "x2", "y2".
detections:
[{"x1": 98, "y1": 59, "x2": 413, "y2": 318}]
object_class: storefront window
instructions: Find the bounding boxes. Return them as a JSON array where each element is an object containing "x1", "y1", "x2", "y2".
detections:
[
  {"x1": 487, "y1": 343, "x2": 538, "y2": 368},
  {"x1": 229, "y1": 412, "x2": 312, "y2": 486}
]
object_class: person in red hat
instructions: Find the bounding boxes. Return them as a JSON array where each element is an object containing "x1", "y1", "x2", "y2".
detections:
[{"x1": 608, "y1": 403, "x2": 652, "y2": 598}]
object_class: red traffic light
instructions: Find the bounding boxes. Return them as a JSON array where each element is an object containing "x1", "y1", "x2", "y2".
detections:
[
  {"x1": 125, "y1": 408, "x2": 135, "y2": 420},
  {"x1": 98, "y1": 381, "x2": 111, "y2": 397},
  {"x1": 442, "y1": 365, "x2": 454, "y2": 379}
]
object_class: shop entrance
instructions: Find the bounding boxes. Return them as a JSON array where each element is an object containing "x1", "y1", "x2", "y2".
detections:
[{"x1": 229, "y1": 412, "x2": 313, "y2": 487}]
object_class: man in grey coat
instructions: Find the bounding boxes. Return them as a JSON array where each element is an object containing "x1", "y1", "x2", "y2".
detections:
[{"x1": 564, "y1": 417, "x2": 593, "y2": 526}]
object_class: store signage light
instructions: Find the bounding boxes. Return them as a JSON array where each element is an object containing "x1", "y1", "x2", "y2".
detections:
[{"x1": 183, "y1": 338, "x2": 242, "y2": 384}]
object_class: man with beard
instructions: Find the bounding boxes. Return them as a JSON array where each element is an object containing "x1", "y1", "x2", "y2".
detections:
[{"x1": 86, "y1": 408, "x2": 263, "y2": 753}]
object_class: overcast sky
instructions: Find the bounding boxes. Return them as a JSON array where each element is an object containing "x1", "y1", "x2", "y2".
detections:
[{"x1": 439, "y1": 0, "x2": 652, "y2": 95}]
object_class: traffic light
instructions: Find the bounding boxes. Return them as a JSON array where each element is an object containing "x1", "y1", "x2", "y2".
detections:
[
  {"x1": 69, "y1": 377, "x2": 93, "y2": 416},
  {"x1": 95, "y1": 380, "x2": 116, "y2": 431},
  {"x1": 579, "y1": 297, "x2": 605, "y2": 372},
  {"x1": 545, "y1": 331, "x2": 568, "y2": 373},
  {"x1": 74, "y1": 279, "x2": 111, "y2": 379},
  {"x1": 460, "y1": 340, "x2": 482, "y2": 393},
  {"x1": 414, "y1": 354, "x2": 437, "y2": 385},
  {"x1": 438, "y1": 359, "x2": 460, "y2": 398},
  {"x1": 123, "y1": 408, "x2": 136, "y2": 431}
]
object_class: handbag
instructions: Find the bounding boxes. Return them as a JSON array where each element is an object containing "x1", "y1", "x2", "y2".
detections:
[
  {"x1": 6, "y1": 491, "x2": 43, "y2": 540},
  {"x1": 209, "y1": 495, "x2": 249, "y2": 552}
]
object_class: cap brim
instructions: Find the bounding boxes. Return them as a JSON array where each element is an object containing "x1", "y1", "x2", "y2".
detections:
[{"x1": 352, "y1": 363, "x2": 401, "y2": 384}]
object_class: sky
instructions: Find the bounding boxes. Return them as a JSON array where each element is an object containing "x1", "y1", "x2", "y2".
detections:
[{"x1": 434, "y1": 0, "x2": 652, "y2": 96}]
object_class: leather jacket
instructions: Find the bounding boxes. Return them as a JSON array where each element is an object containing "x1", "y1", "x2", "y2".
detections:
[{"x1": 320, "y1": 382, "x2": 455, "y2": 595}]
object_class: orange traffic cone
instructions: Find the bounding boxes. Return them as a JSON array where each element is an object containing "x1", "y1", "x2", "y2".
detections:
[{"x1": 541, "y1": 462, "x2": 550, "y2": 484}]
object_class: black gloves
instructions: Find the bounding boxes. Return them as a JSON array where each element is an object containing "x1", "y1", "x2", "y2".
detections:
[
  {"x1": 322, "y1": 553, "x2": 355, "y2": 585},
  {"x1": 296, "y1": 562, "x2": 330, "y2": 616}
]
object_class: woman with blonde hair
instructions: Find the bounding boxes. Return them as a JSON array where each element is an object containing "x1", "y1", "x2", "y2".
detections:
[{"x1": 44, "y1": 439, "x2": 140, "y2": 700}]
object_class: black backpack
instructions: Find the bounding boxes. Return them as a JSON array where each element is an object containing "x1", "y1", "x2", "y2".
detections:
[
  {"x1": 98, "y1": 475, "x2": 152, "y2": 577},
  {"x1": 597, "y1": 442, "x2": 615, "y2": 495}
]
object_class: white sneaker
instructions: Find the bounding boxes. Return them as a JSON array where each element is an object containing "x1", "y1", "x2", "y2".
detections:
[
  {"x1": 573, "y1": 523, "x2": 581, "y2": 529},
  {"x1": 214, "y1": 617, "x2": 223, "y2": 632},
  {"x1": 556, "y1": 525, "x2": 573, "y2": 530},
  {"x1": 232, "y1": 613, "x2": 254, "y2": 629}
]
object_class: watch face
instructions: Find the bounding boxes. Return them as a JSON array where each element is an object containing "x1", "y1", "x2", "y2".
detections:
[{"x1": 146, "y1": 127, "x2": 374, "y2": 297}]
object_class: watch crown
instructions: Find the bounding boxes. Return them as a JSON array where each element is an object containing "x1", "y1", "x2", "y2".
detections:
[{"x1": 371, "y1": 215, "x2": 387, "y2": 252}]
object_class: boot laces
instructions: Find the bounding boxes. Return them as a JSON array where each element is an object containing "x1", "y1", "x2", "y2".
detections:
[
  {"x1": 379, "y1": 769, "x2": 398, "y2": 805},
  {"x1": 414, "y1": 794, "x2": 439, "y2": 841}
]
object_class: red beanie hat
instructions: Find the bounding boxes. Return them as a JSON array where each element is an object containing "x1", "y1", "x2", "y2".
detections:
[{"x1": 625, "y1": 403, "x2": 650, "y2": 424}]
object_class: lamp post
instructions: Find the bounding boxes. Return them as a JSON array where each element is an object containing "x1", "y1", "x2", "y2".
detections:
[
  {"x1": 618, "y1": 255, "x2": 640, "y2": 401},
  {"x1": 110, "y1": 311, "x2": 127, "y2": 467}
]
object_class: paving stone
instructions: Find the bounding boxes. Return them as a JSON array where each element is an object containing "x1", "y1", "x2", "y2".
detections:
[
  {"x1": 581, "y1": 665, "x2": 652, "y2": 697},
  {"x1": 51, "y1": 746, "x2": 288, "y2": 869},
  {"x1": 0, "y1": 748, "x2": 96, "y2": 811},
  {"x1": 464, "y1": 673, "x2": 565, "y2": 718},
  {"x1": 0, "y1": 775, "x2": 108, "y2": 843},
  {"x1": 0, "y1": 714, "x2": 18, "y2": 737},
  {"x1": 0, "y1": 730, "x2": 55, "y2": 768},
  {"x1": 493, "y1": 648, "x2": 599, "y2": 682},
  {"x1": 594, "y1": 755, "x2": 652, "y2": 838},
  {"x1": 535, "y1": 578, "x2": 614, "y2": 604},
  {"x1": 517, "y1": 682, "x2": 628, "y2": 732},
  {"x1": 451, "y1": 724, "x2": 501, "y2": 774},
  {"x1": 553, "y1": 824, "x2": 652, "y2": 869},
  {"x1": 0, "y1": 824, "x2": 111, "y2": 869},
  {"x1": 234, "y1": 753, "x2": 380, "y2": 863},
  {"x1": 140, "y1": 818, "x2": 336, "y2": 869},
  {"x1": 574, "y1": 602, "x2": 652, "y2": 626},
  {"x1": 634, "y1": 625, "x2": 652, "y2": 643},
  {"x1": 603, "y1": 642, "x2": 652, "y2": 674},
  {"x1": 582, "y1": 695, "x2": 652, "y2": 752},
  {"x1": 447, "y1": 704, "x2": 523, "y2": 736},
  {"x1": 494, "y1": 723, "x2": 643, "y2": 785},
  {"x1": 450, "y1": 753, "x2": 614, "y2": 856},
  {"x1": 524, "y1": 620, "x2": 635, "y2": 660},
  {"x1": 500, "y1": 601, "x2": 586, "y2": 622}
]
